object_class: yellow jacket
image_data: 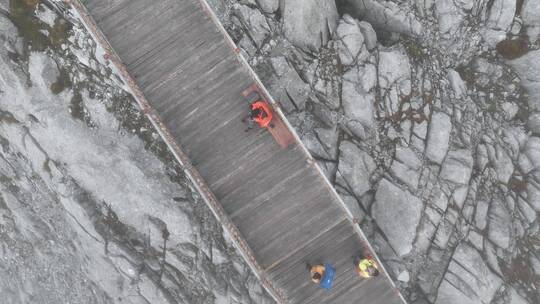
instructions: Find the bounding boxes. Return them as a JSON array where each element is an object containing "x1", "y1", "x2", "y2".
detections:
[{"x1": 357, "y1": 258, "x2": 377, "y2": 278}]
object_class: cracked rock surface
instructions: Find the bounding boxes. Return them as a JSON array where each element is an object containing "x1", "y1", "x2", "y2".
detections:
[{"x1": 212, "y1": 0, "x2": 540, "y2": 303}]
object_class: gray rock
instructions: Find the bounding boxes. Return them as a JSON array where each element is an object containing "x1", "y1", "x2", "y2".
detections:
[
  {"x1": 522, "y1": 0, "x2": 540, "y2": 43},
  {"x1": 447, "y1": 69, "x2": 467, "y2": 99},
  {"x1": 397, "y1": 270, "x2": 410, "y2": 283},
  {"x1": 336, "y1": 14, "x2": 368, "y2": 66},
  {"x1": 531, "y1": 253, "x2": 540, "y2": 276},
  {"x1": 256, "y1": 0, "x2": 279, "y2": 13},
  {"x1": 413, "y1": 120, "x2": 428, "y2": 140},
  {"x1": 236, "y1": 4, "x2": 271, "y2": 48},
  {"x1": 501, "y1": 102, "x2": 519, "y2": 120},
  {"x1": 0, "y1": 14, "x2": 21, "y2": 57},
  {"x1": 451, "y1": 186, "x2": 469, "y2": 209},
  {"x1": 517, "y1": 197, "x2": 537, "y2": 224},
  {"x1": 303, "y1": 132, "x2": 331, "y2": 159},
  {"x1": 378, "y1": 47, "x2": 411, "y2": 115},
  {"x1": 510, "y1": 50, "x2": 540, "y2": 111},
  {"x1": 487, "y1": 145, "x2": 514, "y2": 184},
  {"x1": 282, "y1": 0, "x2": 338, "y2": 51},
  {"x1": 343, "y1": 119, "x2": 367, "y2": 140},
  {"x1": 468, "y1": 230, "x2": 484, "y2": 251},
  {"x1": 373, "y1": 179, "x2": 423, "y2": 256},
  {"x1": 0, "y1": 0, "x2": 7, "y2": 11},
  {"x1": 434, "y1": 0, "x2": 471, "y2": 40},
  {"x1": 526, "y1": 181, "x2": 540, "y2": 211},
  {"x1": 487, "y1": 199, "x2": 513, "y2": 249},
  {"x1": 528, "y1": 112, "x2": 540, "y2": 135},
  {"x1": 310, "y1": 102, "x2": 339, "y2": 127},
  {"x1": 337, "y1": 141, "x2": 376, "y2": 197},
  {"x1": 390, "y1": 160, "x2": 420, "y2": 190},
  {"x1": 484, "y1": 242, "x2": 503, "y2": 276},
  {"x1": 431, "y1": 187, "x2": 449, "y2": 212},
  {"x1": 477, "y1": 144, "x2": 489, "y2": 171},
  {"x1": 340, "y1": 194, "x2": 365, "y2": 222},
  {"x1": 523, "y1": 136, "x2": 540, "y2": 181},
  {"x1": 358, "y1": 21, "x2": 377, "y2": 50},
  {"x1": 435, "y1": 243, "x2": 502, "y2": 304},
  {"x1": 268, "y1": 56, "x2": 310, "y2": 112},
  {"x1": 395, "y1": 146, "x2": 422, "y2": 170},
  {"x1": 357, "y1": 63, "x2": 378, "y2": 92},
  {"x1": 341, "y1": 0, "x2": 423, "y2": 37},
  {"x1": 508, "y1": 288, "x2": 528, "y2": 304},
  {"x1": 342, "y1": 67, "x2": 375, "y2": 128},
  {"x1": 482, "y1": 0, "x2": 516, "y2": 46},
  {"x1": 475, "y1": 200, "x2": 489, "y2": 230},
  {"x1": 318, "y1": 159, "x2": 338, "y2": 182},
  {"x1": 502, "y1": 127, "x2": 528, "y2": 159},
  {"x1": 35, "y1": 54, "x2": 60, "y2": 89},
  {"x1": 426, "y1": 112, "x2": 452, "y2": 164},
  {"x1": 440, "y1": 149, "x2": 473, "y2": 185},
  {"x1": 433, "y1": 212, "x2": 457, "y2": 249},
  {"x1": 315, "y1": 126, "x2": 339, "y2": 159}
]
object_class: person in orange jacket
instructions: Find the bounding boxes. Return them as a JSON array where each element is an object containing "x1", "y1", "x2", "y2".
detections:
[{"x1": 243, "y1": 101, "x2": 273, "y2": 131}]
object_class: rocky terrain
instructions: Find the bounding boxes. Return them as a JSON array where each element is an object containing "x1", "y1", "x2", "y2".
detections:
[
  {"x1": 207, "y1": 0, "x2": 540, "y2": 303},
  {"x1": 0, "y1": 0, "x2": 539, "y2": 304},
  {"x1": 0, "y1": 1, "x2": 272, "y2": 303}
]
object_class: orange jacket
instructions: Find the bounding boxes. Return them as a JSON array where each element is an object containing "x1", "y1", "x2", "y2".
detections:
[{"x1": 251, "y1": 101, "x2": 273, "y2": 128}]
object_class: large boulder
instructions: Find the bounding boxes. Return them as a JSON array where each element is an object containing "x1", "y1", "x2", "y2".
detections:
[
  {"x1": 426, "y1": 112, "x2": 452, "y2": 164},
  {"x1": 521, "y1": 136, "x2": 540, "y2": 180},
  {"x1": 390, "y1": 146, "x2": 422, "y2": 190},
  {"x1": 268, "y1": 56, "x2": 310, "y2": 112},
  {"x1": 338, "y1": 0, "x2": 423, "y2": 37},
  {"x1": 440, "y1": 149, "x2": 473, "y2": 185},
  {"x1": 373, "y1": 179, "x2": 423, "y2": 256},
  {"x1": 509, "y1": 50, "x2": 540, "y2": 112},
  {"x1": 358, "y1": 21, "x2": 377, "y2": 51},
  {"x1": 435, "y1": 0, "x2": 472, "y2": 37},
  {"x1": 281, "y1": 0, "x2": 338, "y2": 51},
  {"x1": 336, "y1": 141, "x2": 376, "y2": 198},
  {"x1": 378, "y1": 47, "x2": 411, "y2": 115},
  {"x1": 435, "y1": 244, "x2": 503, "y2": 304},
  {"x1": 256, "y1": 0, "x2": 279, "y2": 13},
  {"x1": 482, "y1": 0, "x2": 516, "y2": 46},
  {"x1": 486, "y1": 145, "x2": 514, "y2": 184},
  {"x1": 341, "y1": 64, "x2": 376, "y2": 129},
  {"x1": 335, "y1": 14, "x2": 368, "y2": 66},
  {"x1": 487, "y1": 199, "x2": 513, "y2": 249},
  {"x1": 235, "y1": 5, "x2": 271, "y2": 48}
]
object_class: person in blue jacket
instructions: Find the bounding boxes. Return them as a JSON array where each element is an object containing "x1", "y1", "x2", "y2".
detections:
[{"x1": 310, "y1": 263, "x2": 336, "y2": 290}]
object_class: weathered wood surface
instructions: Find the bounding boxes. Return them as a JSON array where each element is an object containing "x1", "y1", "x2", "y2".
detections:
[{"x1": 75, "y1": 0, "x2": 406, "y2": 303}]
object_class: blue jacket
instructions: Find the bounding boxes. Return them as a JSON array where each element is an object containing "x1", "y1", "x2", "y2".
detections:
[{"x1": 319, "y1": 263, "x2": 336, "y2": 290}]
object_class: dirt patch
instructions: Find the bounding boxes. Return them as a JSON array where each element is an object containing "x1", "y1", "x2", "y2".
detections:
[{"x1": 497, "y1": 38, "x2": 529, "y2": 60}]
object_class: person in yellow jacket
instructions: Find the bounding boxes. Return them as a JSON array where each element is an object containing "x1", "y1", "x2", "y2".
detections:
[{"x1": 355, "y1": 255, "x2": 380, "y2": 278}]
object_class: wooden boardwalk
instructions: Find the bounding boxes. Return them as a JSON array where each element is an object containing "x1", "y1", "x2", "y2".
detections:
[{"x1": 71, "y1": 0, "x2": 407, "y2": 303}]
